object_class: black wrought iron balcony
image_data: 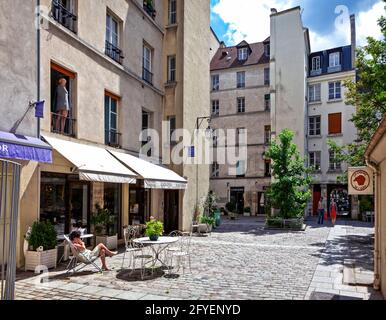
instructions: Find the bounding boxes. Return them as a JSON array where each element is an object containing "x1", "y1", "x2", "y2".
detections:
[
  {"x1": 51, "y1": 112, "x2": 76, "y2": 137},
  {"x1": 105, "y1": 130, "x2": 122, "y2": 148},
  {"x1": 105, "y1": 41, "x2": 124, "y2": 64},
  {"x1": 52, "y1": 0, "x2": 77, "y2": 33},
  {"x1": 143, "y1": 1, "x2": 157, "y2": 19},
  {"x1": 142, "y1": 67, "x2": 153, "y2": 85}
]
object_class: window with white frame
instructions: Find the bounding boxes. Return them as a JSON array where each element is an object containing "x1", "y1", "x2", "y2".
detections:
[
  {"x1": 211, "y1": 100, "x2": 219, "y2": 116},
  {"x1": 237, "y1": 71, "x2": 246, "y2": 88},
  {"x1": 237, "y1": 97, "x2": 245, "y2": 113},
  {"x1": 238, "y1": 47, "x2": 248, "y2": 61},
  {"x1": 309, "y1": 116, "x2": 321, "y2": 136},
  {"x1": 143, "y1": 44, "x2": 153, "y2": 84},
  {"x1": 168, "y1": 0, "x2": 177, "y2": 24},
  {"x1": 167, "y1": 55, "x2": 176, "y2": 82},
  {"x1": 309, "y1": 151, "x2": 321, "y2": 171},
  {"x1": 212, "y1": 74, "x2": 219, "y2": 91},
  {"x1": 312, "y1": 56, "x2": 321, "y2": 71},
  {"x1": 309, "y1": 83, "x2": 321, "y2": 102},
  {"x1": 104, "y1": 94, "x2": 119, "y2": 146},
  {"x1": 212, "y1": 162, "x2": 220, "y2": 177},
  {"x1": 329, "y1": 52, "x2": 341, "y2": 67},
  {"x1": 328, "y1": 81, "x2": 342, "y2": 100},
  {"x1": 329, "y1": 150, "x2": 342, "y2": 171}
]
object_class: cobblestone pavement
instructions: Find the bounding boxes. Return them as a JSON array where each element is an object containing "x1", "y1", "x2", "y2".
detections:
[{"x1": 15, "y1": 217, "x2": 383, "y2": 300}]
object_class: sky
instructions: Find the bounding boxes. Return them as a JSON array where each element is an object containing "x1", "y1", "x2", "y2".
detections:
[{"x1": 210, "y1": 0, "x2": 385, "y2": 51}]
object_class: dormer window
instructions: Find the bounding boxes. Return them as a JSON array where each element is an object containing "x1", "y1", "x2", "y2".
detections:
[
  {"x1": 329, "y1": 52, "x2": 340, "y2": 67},
  {"x1": 312, "y1": 56, "x2": 321, "y2": 71},
  {"x1": 238, "y1": 47, "x2": 249, "y2": 61}
]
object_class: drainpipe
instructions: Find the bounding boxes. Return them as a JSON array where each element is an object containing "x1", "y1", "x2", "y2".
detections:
[
  {"x1": 37, "y1": 0, "x2": 41, "y2": 139},
  {"x1": 366, "y1": 159, "x2": 381, "y2": 290}
]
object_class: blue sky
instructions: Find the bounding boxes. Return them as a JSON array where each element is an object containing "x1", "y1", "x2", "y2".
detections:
[{"x1": 210, "y1": 0, "x2": 384, "y2": 51}]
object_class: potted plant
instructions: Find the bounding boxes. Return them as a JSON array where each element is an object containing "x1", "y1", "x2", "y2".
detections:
[
  {"x1": 145, "y1": 217, "x2": 164, "y2": 241},
  {"x1": 243, "y1": 207, "x2": 251, "y2": 217},
  {"x1": 91, "y1": 204, "x2": 118, "y2": 250},
  {"x1": 25, "y1": 221, "x2": 58, "y2": 272},
  {"x1": 226, "y1": 202, "x2": 237, "y2": 220},
  {"x1": 199, "y1": 215, "x2": 216, "y2": 233}
]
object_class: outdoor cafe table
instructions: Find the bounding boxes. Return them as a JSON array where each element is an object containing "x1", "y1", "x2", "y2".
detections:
[{"x1": 133, "y1": 236, "x2": 178, "y2": 269}]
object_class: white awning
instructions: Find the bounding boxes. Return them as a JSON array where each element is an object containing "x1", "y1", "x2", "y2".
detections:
[
  {"x1": 109, "y1": 150, "x2": 187, "y2": 190},
  {"x1": 43, "y1": 136, "x2": 137, "y2": 184}
]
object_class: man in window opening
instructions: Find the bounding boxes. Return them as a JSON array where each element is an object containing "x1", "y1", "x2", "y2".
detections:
[{"x1": 55, "y1": 77, "x2": 70, "y2": 134}]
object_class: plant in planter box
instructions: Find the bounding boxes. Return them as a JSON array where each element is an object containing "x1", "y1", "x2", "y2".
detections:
[
  {"x1": 226, "y1": 202, "x2": 237, "y2": 220},
  {"x1": 25, "y1": 221, "x2": 58, "y2": 272},
  {"x1": 244, "y1": 207, "x2": 251, "y2": 216},
  {"x1": 145, "y1": 217, "x2": 164, "y2": 241},
  {"x1": 91, "y1": 204, "x2": 118, "y2": 250}
]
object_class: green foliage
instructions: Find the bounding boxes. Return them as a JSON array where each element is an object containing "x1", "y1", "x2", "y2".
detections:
[
  {"x1": 90, "y1": 204, "x2": 115, "y2": 236},
  {"x1": 244, "y1": 207, "x2": 251, "y2": 213},
  {"x1": 359, "y1": 196, "x2": 374, "y2": 213},
  {"x1": 265, "y1": 129, "x2": 312, "y2": 219},
  {"x1": 329, "y1": 7, "x2": 386, "y2": 176},
  {"x1": 266, "y1": 217, "x2": 283, "y2": 228},
  {"x1": 225, "y1": 202, "x2": 236, "y2": 213},
  {"x1": 200, "y1": 216, "x2": 216, "y2": 226},
  {"x1": 28, "y1": 221, "x2": 57, "y2": 251},
  {"x1": 202, "y1": 191, "x2": 218, "y2": 217},
  {"x1": 145, "y1": 218, "x2": 164, "y2": 237}
]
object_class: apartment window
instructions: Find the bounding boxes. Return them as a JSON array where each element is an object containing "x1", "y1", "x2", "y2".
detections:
[
  {"x1": 167, "y1": 55, "x2": 176, "y2": 83},
  {"x1": 143, "y1": 44, "x2": 153, "y2": 85},
  {"x1": 105, "y1": 93, "x2": 120, "y2": 147},
  {"x1": 312, "y1": 56, "x2": 321, "y2": 71},
  {"x1": 105, "y1": 13, "x2": 123, "y2": 63},
  {"x1": 236, "y1": 161, "x2": 246, "y2": 177},
  {"x1": 264, "y1": 160, "x2": 271, "y2": 177},
  {"x1": 264, "y1": 126, "x2": 271, "y2": 145},
  {"x1": 168, "y1": 0, "x2": 177, "y2": 24},
  {"x1": 238, "y1": 48, "x2": 248, "y2": 61},
  {"x1": 264, "y1": 68, "x2": 270, "y2": 86},
  {"x1": 211, "y1": 100, "x2": 219, "y2": 116},
  {"x1": 212, "y1": 74, "x2": 219, "y2": 91},
  {"x1": 329, "y1": 150, "x2": 342, "y2": 171},
  {"x1": 236, "y1": 128, "x2": 246, "y2": 147},
  {"x1": 212, "y1": 162, "x2": 220, "y2": 178},
  {"x1": 309, "y1": 116, "x2": 321, "y2": 136},
  {"x1": 237, "y1": 72, "x2": 246, "y2": 88},
  {"x1": 142, "y1": 111, "x2": 152, "y2": 156},
  {"x1": 264, "y1": 94, "x2": 271, "y2": 111},
  {"x1": 237, "y1": 97, "x2": 245, "y2": 113},
  {"x1": 143, "y1": 0, "x2": 156, "y2": 19},
  {"x1": 168, "y1": 116, "x2": 176, "y2": 145},
  {"x1": 309, "y1": 151, "x2": 321, "y2": 171},
  {"x1": 329, "y1": 52, "x2": 341, "y2": 67},
  {"x1": 264, "y1": 44, "x2": 270, "y2": 57},
  {"x1": 308, "y1": 84, "x2": 321, "y2": 102},
  {"x1": 329, "y1": 81, "x2": 341, "y2": 100},
  {"x1": 328, "y1": 113, "x2": 342, "y2": 135},
  {"x1": 212, "y1": 130, "x2": 218, "y2": 148},
  {"x1": 52, "y1": 0, "x2": 77, "y2": 33}
]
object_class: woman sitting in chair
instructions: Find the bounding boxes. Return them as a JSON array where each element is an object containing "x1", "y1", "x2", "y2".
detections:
[{"x1": 69, "y1": 231, "x2": 117, "y2": 271}]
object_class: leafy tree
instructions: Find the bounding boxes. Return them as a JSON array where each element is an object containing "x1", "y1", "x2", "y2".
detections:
[
  {"x1": 266, "y1": 129, "x2": 312, "y2": 219},
  {"x1": 328, "y1": 5, "x2": 386, "y2": 180}
]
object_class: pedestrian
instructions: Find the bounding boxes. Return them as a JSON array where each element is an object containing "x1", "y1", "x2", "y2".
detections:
[
  {"x1": 317, "y1": 197, "x2": 325, "y2": 225},
  {"x1": 54, "y1": 77, "x2": 70, "y2": 133},
  {"x1": 330, "y1": 197, "x2": 337, "y2": 226}
]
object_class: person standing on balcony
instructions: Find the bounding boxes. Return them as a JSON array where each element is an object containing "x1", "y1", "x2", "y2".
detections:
[{"x1": 55, "y1": 77, "x2": 70, "y2": 134}]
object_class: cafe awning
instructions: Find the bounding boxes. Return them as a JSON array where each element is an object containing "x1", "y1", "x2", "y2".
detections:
[
  {"x1": 43, "y1": 135, "x2": 137, "y2": 184},
  {"x1": 110, "y1": 150, "x2": 187, "y2": 190},
  {"x1": 0, "y1": 131, "x2": 52, "y2": 163}
]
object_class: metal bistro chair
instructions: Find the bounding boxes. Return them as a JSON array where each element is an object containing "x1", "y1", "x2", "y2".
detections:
[
  {"x1": 63, "y1": 235, "x2": 103, "y2": 274},
  {"x1": 166, "y1": 231, "x2": 192, "y2": 275}
]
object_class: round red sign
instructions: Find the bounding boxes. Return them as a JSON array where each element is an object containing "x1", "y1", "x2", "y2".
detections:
[{"x1": 350, "y1": 170, "x2": 371, "y2": 192}]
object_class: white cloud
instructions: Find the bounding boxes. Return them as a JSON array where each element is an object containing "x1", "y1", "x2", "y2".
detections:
[{"x1": 212, "y1": 0, "x2": 385, "y2": 51}]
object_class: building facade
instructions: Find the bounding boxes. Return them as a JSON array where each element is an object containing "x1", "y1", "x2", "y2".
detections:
[{"x1": 0, "y1": 0, "x2": 213, "y2": 267}]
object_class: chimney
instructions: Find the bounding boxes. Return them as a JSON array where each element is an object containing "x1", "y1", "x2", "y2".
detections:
[
  {"x1": 271, "y1": 8, "x2": 277, "y2": 15},
  {"x1": 350, "y1": 14, "x2": 356, "y2": 69}
]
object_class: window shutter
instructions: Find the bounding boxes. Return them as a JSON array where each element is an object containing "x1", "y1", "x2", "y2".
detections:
[{"x1": 328, "y1": 113, "x2": 342, "y2": 134}]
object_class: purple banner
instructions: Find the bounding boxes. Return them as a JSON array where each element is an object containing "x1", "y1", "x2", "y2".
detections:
[
  {"x1": 35, "y1": 101, "x2": 45, "y2": 118},
  {"x1": 0, "y1": 142, "x2": 52, "y2": 163}
]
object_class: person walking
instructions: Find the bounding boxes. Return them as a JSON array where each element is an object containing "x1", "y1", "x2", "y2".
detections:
[
  {"x1": 317, "y1": 197, "x2": 325, "y2": 225},
  {"x1": 330, "y1": 197, "x2": 337, "y2": 226}
]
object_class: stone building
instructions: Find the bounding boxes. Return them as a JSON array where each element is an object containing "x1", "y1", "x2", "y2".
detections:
[{"x1": 0, "y1": 0, "x2": 213, "y2": 267}]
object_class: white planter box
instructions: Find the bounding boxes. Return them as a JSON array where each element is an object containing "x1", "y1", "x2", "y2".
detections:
[
  {"x1": 25, "y1": 247, "x2": 58, "y2": 272},
  {"x1": 96, "y1": 234, "x2": 118, "y2": 250},
  {"x1": 243, "y1": 212, "x2": 251, "y2": 217}
]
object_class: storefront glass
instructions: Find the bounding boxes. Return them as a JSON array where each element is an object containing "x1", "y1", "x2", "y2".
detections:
[{"x1": 103, "y1": 183, "x2": 121, "y2": 236}]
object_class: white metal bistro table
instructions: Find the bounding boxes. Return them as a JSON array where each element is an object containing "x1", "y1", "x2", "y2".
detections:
[
  {"x1": 58, "y1": 233, "x2": 94, "y2": 263},
  {"x1": 133, "y1": 236, "x2": 178, "y2": 269}
]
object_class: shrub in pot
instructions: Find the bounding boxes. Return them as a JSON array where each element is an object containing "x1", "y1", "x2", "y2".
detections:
[
  {"x1": 200, "y1": 215, "x2": 216, "y2": 232},
  {"x1": 244, "y1": 207, "x2": 251, "y2": 217},
  {"x1": 25, "y1": 221, "x2": 58, "y2": 272},
  {"x1": 145, "y1": 217, "x2": 164, "y2": 241},
  {"x1": 91, "y1": 204, "x2": 118, "y2": 250},
  {"x1": 226, "y1": 202, "x2": 237, "y2": 220}
]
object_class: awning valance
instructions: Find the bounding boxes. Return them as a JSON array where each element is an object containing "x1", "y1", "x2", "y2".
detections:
[
  {"x1": 43, "y1": 135, "x2": 137, "y2": 184},
  {"x1": 0, "y1": 131, "x2": 52, "y2": 163},
  {"x1": 110, "y1": 150, "x2": 187, "y2": 190}
]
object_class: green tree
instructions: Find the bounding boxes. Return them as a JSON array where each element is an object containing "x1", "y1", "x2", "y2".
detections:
[
  {"x1": 266, "y1": 129, "x2": 312, "y2": 219},
  {"x1": 328, "y1": 5, "x2": 386, "y2": 179}
]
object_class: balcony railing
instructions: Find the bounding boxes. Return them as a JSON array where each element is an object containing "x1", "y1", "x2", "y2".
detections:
[
  {"x1": 328, "y1": 65, "x2": 342, "y2": 73},
  {"x1": 142, "y1": 67, "x2": 153, "y2": 85},
  {"x1": 105, "y1": 41, "x2": 124, "y2": 64},
  {"x1": 143, "y1": 1, "x2": 157, "y2": 19},
  {"x1": 105, "y1": 130, "x2": 121, "y2": 148},
  {"x1": 51, "y1": 112, "x2": 76, "y2": 137},
  {"x1": 52, "y1": 0, "x2": 77, "y2": 33},
  {"x1": 310, "y1": 68, "x2": 322, "y2": 76}
]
